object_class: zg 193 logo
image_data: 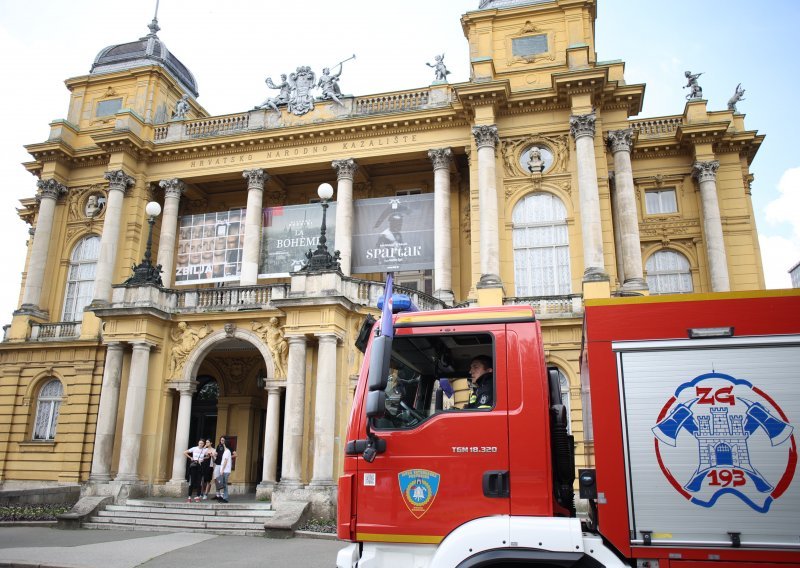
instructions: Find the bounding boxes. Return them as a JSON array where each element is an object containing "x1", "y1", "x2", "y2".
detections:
[{"x1": 653, "y1": 372, "x2": 796, "y2": 513}]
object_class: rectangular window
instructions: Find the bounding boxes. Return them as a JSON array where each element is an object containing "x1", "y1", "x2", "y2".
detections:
[
  {"x1": 512, "y1": 34, "x2": 548, "y2": 58},
  {"x1": 396, "y1": 189, "x2": 422, "y2": 196},
  {"x1": 96, "y1": 98, "x2": 123, "y2": 118},
  {"x1": 374, "y1": 333, "x2": 495, "y2": 430},
  {"x1": 645, "y1": 188, "x2": 678, "y2": 214}
]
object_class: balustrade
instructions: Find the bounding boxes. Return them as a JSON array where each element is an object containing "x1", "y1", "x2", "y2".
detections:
[
  {"x1": 503, "y1": 295, "x2": 583, "y2": 318},
  {"x1": 354, "y1": 90, "x2": 430, "y2": 115},
  {"x1": 184, "y1": 113, "x2": 250, "y2": 138},
  {"x1": 29, "y1": 322, "x2": 81, "y2": 341},
  {"x1": 630, "y1": 117, "x2": 682, "y2": 136}
]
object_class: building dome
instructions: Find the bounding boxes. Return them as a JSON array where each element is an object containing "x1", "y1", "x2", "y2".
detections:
[
  {"x1": 478, "y1": 0, "x2": 551, "y2": 8},
  {"x1": 90, "y1": 17, "x2": 198, "y2": 97}
]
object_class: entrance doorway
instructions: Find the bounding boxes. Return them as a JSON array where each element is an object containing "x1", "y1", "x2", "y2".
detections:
[{"x1": 189, "y1": 376, "x2": 218, "y2": 446}]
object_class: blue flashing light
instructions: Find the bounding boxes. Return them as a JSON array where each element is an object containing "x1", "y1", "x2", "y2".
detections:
[{"x1": 377, "y1": 293, "x2": 419, "y2": 313}]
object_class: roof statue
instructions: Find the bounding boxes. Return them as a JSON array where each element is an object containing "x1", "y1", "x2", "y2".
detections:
[
  {"x1": 727, "y1": 84, "x2": 746, "y2": 113},
  {"x1": 426, "y1": 54, "x2": 451, "y2": 83},
  {"x1": 90, "y1": 2, "x2": 198, "y2": 97},
  {"x1": 683, "y1": 70, "x2": 704, "y2": 100}
]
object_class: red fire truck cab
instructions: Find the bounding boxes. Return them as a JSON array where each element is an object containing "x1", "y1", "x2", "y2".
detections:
[{"x1": 337, "y1": 290, "x2": 800, "y2": 568}]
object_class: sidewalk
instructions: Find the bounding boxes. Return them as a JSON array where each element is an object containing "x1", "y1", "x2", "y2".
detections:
[{"x1": 0, "y1": 526, "x2": 344, "y2": 568}]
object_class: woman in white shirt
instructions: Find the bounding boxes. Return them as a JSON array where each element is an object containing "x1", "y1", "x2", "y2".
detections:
[{"x1": 183, "y1": 439, "x2": 206, "y2": 502}]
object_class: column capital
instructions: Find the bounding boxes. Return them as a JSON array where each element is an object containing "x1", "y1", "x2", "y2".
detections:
[
  {"x1": 104, "y1": 170, "x2": 135, "y2": 194},
  {"x1": 286, "y1": 335, "x2": 308, "y2": 346},
  {"x1": 428, "y1": 147, "x2": 453, "y2": 171},
  {"x1": 472, "y1": 125, "x2": 498, "y2": 150},
  {"x1": 315, "y1": 332, "x2": 340, "y2": 344},
  {"x1": 35, "y1": 179, "x2": 67, "y2": 202},
  {"x1": 692, "y1": 160, "x2": 719, "y2": 183},
  {"x1": 243, "y1": 168, "x2": 269, "y2": 190},
  {"x1": 172, "y1": 379, "x2": 198, "y2": 395},
  {"x1": 606, "y1": 129, "x2": 634, "y2": 153},
  {"x1": 570, "y1": 113, "x2": 596, "y2": 140},
  {"x1": 265, "y1": 382, "x2": 285, "y2": 395},
  {"x1": 159, "y1": 178, "x2": 186, "y2": 199},
  {"x1": 332, "y1": 158, "x2": 358, "y2": 180},
  {"x1": 130, "y1": 340, "x2": 155, "y2": 352}
]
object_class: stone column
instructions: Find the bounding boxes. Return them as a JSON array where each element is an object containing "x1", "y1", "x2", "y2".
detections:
[
  {"x1": 114, "y1": 341, "x2": 153, "y2": 482},
  {"x1": 606, "y1": 129, "x2": 647, "y2": 291},
  {"x1": 241, "y1": 169, "x2": 269, "y2": 285},
  {"x1": 570, "y1": 114, "x2": 607, "y2": 280},
  {"x1": 19, "y1": 179, "x2": 66, "y2": 312},
  {"x1": 89, "y1": 343, "x2": 125, "y2": 482},
  {"x1": 93, "y1": 170, "x2": 135, "y2": 305},
  {"x1": 692, "y1": 160, "x2": 730, "y2": 292},
  {"x1": 428, "y1": 148, "x2": 453, "y2": 302},
  {"x1": 310, "y1": 333, "x2": 338, "y2": 486},
  {"x1": 259, "y1": 385, "x2": 283, "y2": 487},
  {"x1": 168, "y1": 380, "x2": 197, "y2": 484},
  {"x1": 472, "y1": 126, "x2": 502, "y2": 286},
  {"x1": 157, "y1": 179, "x2": 186, "y2": 288},
  {"x1": 332, "y1": 159, "x2": 357, "y2": 276},
  {"x1": 280, "y1": 336, "x2": 307, "y2": 486}
]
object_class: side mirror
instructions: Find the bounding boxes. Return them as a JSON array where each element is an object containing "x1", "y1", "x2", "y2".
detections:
[
  {"x1": 366, "y1": 390, "x2": 386, "y2": 418},
  {"x1": 354, "y1": 314, "x2": 376, "y2": 354},
  {"x1": 367, "y1": 335, "x2": 392, "y2": 391}
]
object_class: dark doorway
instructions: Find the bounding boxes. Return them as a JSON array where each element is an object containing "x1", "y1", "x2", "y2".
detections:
[{"x1": 189, "y1": 376, "x2": 219, "y2": 448}]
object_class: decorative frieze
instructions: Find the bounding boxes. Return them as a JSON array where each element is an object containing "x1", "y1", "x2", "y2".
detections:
[
  {"x1": 243, "y1": 168, "x2": 268, "y2": 190},
  {"x1": 332, "y1": 158, "x2": 358, "y2": 180},
  {"x1": 569, "y1": 113, "x2": 596, "y2": 140},
  {"x1": 427, "y1": 147, "x2": 453, "y2": 171},
  {"x1": 692, "y1": 160, "x2": 719, "y2": 183},
  {"x1": 472, "y1": 125, "x2": 499, "y2": 149},
  {"x1": 159, "y1": 178, "x2": 186, "y2": 199},
  {"x1": 36, "y1": 179, "x2": 66, "y2": 201},
  {"x1": 606, "y1": 129, "x2": 634, "y2": 153},
  {"x1": 104, "y1": 170, "x2": 135, "y2": 194}
]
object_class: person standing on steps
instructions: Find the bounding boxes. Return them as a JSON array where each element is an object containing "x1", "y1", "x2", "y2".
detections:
[
  {"x1": 201, "y1": 439, "x2": 215, "y2": 500},
  {"x1": 217, "y1": 438, "x2": 232, "y2": 503},
  {"x1": 183, "y1": 439, "x2": 206, "y2": 502}
]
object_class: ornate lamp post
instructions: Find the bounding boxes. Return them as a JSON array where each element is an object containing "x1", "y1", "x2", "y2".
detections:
[
  {"x1": 302, "y1": 183, "x2": 340, "y2": 272},
  {"x1": 125, "y1": 201, "x2": 164, "y2": 286}
]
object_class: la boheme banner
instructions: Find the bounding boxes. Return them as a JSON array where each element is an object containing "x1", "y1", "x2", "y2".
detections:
[{"x1": 174, "y1": 194, "x2": 432, "y2": 285}]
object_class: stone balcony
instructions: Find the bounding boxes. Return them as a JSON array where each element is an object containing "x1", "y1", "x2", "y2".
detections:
[{"x1": 503, "y1": 294, "x2": 584, "y2": 319}]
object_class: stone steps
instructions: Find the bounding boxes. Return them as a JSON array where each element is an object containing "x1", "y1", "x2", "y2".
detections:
[{"x1": 81, "y1": 498, "x2": 275, "y2": 536}]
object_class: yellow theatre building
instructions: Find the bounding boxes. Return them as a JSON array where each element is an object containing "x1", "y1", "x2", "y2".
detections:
[{"x1": 0, "y1": 0, "x2": 765, "y2": 517}]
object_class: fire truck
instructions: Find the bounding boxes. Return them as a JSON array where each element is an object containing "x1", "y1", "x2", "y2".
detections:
[{"x1": 337, "y1": 290, "x2": 800, "y2": 567}]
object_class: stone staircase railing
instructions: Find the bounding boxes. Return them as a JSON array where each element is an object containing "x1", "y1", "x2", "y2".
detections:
[
  {"x1": 183, "y1": 113, "x2": 251, "y2": 138},
  {"x1": 630, "y1": 117, "x2": 682, "y2": 136},
  {"x1": 353, "y1": 89, "x2": 431, "y2": 115},
  {"x1": 503, "y1": 294, "x2": 583, "y2": 318},
  {"x1": 29, "y1": 322, "x2": 82, "y2": 341}
]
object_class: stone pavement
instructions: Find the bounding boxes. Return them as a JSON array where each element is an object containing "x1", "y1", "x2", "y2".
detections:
[{"x1": 0, "y1": 527, "x2": 343, "y2": 568}]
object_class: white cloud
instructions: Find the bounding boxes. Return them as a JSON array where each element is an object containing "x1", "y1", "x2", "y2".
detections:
[{"x1": 759, "y1": 167, "x2": 800, "y2": 288}]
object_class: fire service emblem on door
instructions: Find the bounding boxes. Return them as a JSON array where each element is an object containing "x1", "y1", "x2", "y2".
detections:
[{"x1": 398, "y1": 469, "x2": 441, "y2": 519}]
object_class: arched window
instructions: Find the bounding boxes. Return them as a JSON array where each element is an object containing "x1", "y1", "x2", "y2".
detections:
[
  {"x1": 512, "y1": 193, "x2": 571, "y2": 296},
  {"x1": 62, "y1": 236, "x2": 100, "y2": 321},
  {"x1": 646, "y1": 249, "x2": 693, "y2": 295},
  {"x1": 33, "y1": 379, "x2": 62, "y2": 440}
]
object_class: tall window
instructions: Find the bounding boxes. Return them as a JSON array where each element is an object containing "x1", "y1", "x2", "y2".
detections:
[
  {"x1": 62, "y1": 236, "x2": 100, "y2": 321},
  {"x1": 646, "y1": 249, "x2": 693, "y2": 294},
  {"x1": 512, "y1": 192, "x2": 571, "y2": 296},
  {"x1": 645, "y1": 188, "x2": 677, "y2": 214},
  {"x1": 34, "y1": 379, "x2": 62, "y2": 440}
]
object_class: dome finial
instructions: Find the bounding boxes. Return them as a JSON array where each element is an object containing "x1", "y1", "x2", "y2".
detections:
[{"x1": 147, "y1": 0, "x2": 161, "y2": 36}]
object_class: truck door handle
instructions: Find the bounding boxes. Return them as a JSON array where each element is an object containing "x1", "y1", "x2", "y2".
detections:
[{"x1": 483, "y1": 470, "x2": 510, "y2": 498}]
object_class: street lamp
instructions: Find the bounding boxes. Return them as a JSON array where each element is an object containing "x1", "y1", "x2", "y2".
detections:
[
  {"x1": 302, "y1": 183, "x2": 341, "y2": 272},
  {"x1": 125, "y1": 201, "x2": 164, "y2": 286}
]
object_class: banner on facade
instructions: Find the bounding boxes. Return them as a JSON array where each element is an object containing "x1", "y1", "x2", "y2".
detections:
[
  {"x1": 175, "y1": 209, "x2": 245, "y2": 285},
  {"x1": 258, "y1": 202, "x2": 337, "y2": 277},
  {"x1": 351, "y1": 194, "x2": 434, "y2": 273}
]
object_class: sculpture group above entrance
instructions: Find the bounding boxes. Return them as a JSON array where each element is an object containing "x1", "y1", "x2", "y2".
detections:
[{"x1": 256, "y1": 56, "x2": 355, "y2": 116}]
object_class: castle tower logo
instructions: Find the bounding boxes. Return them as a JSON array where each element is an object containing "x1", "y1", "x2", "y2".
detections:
[{"x1": 653, "y1": 372, "x2": 796, "y2": 513}]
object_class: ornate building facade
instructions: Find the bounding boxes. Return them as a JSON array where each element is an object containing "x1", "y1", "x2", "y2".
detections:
[{"x1": 0, "y1": 0, "x2": 764, "y2": 515}]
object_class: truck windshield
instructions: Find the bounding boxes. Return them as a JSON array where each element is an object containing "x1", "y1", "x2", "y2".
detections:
[{"x1": 373, "y1": 332, "x2": 494, "y2": 430}]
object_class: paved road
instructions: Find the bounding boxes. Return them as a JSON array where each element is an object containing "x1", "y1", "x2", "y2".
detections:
[{"x1": 0, "y1": 527, "x2": 344, "y2": 568}]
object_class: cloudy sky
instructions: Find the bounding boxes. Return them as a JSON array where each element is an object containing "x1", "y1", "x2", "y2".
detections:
[{"x1": 0, "y1": 0, "x2": 798, "y2": 323}]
